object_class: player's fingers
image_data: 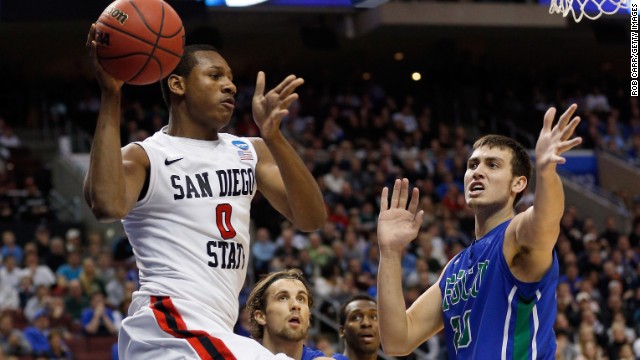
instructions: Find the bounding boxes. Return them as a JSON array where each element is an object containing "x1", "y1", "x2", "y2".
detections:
[
  {"x1": 379, "y1": 187, "x2": 389, "y2": 213},
  {"x1": 552, "y1": 154, "x2": 567, "y2": 164},
  {"x1": 390, "y1": 179, "x2": 401, "y2": 208},
  {"x1": 279, "y1": 78, "x2": 304, "y2": 98},
  {"x1": 86, "y1": 24, "x2": 96, "y2": 48},
  {"x1": 414, "y1": 210, "x2": 425, "y2": 230},
  {"x1": 561, "y1": 117, "x2": 581, "y2": 141},
  {"x1": 279, "y1": 93, "x2": 299, "y2": 110},
  {"x1": 254, "y1": 71, "x2": 266, "y2": 97},
  {"x1": 557, "y1": 137, "x2": 583, "y2": 154},
  {"x1": 407, "y1": 187, "x2": 420, "y2": 215},
  {"x1": 398, "y1": 178, "x2": 410, "y2": 208},
  {"x1": 272, "y1": 75, "x2": 297, "y2": 95},
  {"x1": 542, "y1": 107, "x2": 556, "y2": 132},
  {"x1": 557, "y1": 104, "x2": 577, "y2": 131}
]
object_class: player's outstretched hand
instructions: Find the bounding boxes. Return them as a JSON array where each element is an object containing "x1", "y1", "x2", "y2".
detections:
[
  {"x1": 86, "y1": 23, "x2": 124, "y2": 94},
  {"x1": 535, "y1": 104, "x2": 583, "y2": 175},
  {"x1": 378, "y1": 178, "x2": 424, "y2": 253},
  {"x1": 252, "y1": 71, "x2": 304, "y2": 140}
]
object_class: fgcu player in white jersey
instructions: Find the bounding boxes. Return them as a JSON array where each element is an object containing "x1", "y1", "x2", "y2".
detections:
[
  {"x1": 376, "y1": 105, "x2": 583, "y2": 359},
  {"x1": 85, "y1": 30, "x2": 326, "y2": 360}
]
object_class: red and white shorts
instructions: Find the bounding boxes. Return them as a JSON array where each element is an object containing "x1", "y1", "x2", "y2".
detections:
[{"x1": 118, "y1": 293, "x2": 292, "y2": 360}]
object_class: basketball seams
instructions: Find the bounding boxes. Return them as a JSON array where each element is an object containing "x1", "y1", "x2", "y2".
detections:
[
  {"x1": 96, "y1": 52, "x2": 161, "y2": 60},
  {"x1": 96, "y1": 20, "x2": 182, "y2": 58},
  {"x1": 126, "y1": 0, "x2": 164, "y2": 83},
  {"x1": 126, "y1": 0, "x2": 181, "y2": 37},
  {"x1": 96, "y1": 0, "x2": 184, "y2": 85}
]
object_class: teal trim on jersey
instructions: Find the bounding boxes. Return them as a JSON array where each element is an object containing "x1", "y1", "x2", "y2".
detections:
[{"x1": 513, "y1": 297, "x2": 535, "y2": 360}]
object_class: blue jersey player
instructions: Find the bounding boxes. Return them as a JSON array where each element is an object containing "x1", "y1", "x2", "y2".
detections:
[{"x1": 376, "y1": 105, "x2": 583, "y2": 359}]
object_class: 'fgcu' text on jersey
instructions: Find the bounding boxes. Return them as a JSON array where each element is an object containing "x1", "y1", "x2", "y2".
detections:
[
  {"x1": 122, "y1": 128, "x2": 258, "y2": 331},
  {"x1": 438, "y1": 220, "x2": 559, "y2": 360}
]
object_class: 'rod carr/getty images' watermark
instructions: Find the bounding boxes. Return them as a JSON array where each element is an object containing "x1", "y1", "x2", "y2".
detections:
[{"x1": 632, "y1": 0, "x2": 639, "y2": 96}]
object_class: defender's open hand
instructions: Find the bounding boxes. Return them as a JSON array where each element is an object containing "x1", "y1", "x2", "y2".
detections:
[{"x1": 378, "y1": 178, "x2": 424, "y2": 253}]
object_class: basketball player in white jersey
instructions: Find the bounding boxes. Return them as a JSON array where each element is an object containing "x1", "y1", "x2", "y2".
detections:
[{"x1": 85, "y1": 24, "x2": 326, "y2": 359}]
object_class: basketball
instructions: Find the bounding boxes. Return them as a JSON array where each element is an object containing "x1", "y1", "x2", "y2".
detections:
[{"x1": 95, "y1": 0, "x2": 185, "y2": 85}]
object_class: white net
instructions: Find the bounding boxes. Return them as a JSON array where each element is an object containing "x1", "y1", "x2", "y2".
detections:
[{"x1": 549, "y1": 0, "x2": 629, "y2": 22}]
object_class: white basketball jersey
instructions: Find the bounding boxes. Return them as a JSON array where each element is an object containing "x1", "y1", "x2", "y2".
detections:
[{"x1": 122, "y1": 127, "x2": 258, "y2": 331}]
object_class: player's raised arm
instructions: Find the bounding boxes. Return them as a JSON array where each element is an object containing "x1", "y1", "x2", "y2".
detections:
[
  {"x1": 83, "y1": 24, "x2": 148, "y2": 222},
  {"x1": 377, "y1": 179, "x2": 443, "y2": 355},
  {"x1": 250, "y1": 72, "x2": 326, "y2": 232},
  {"x1": 514, "y1": 104, "x2": 582, "y2": 274}
]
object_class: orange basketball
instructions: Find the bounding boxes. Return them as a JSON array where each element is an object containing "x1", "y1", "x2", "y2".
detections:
[{"x1": 95, "y1": 0, "x2": 185, "y2": 85}]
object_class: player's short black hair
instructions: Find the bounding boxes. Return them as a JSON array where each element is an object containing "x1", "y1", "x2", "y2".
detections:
[
  {"x1": 338, "y1": 293, "x2": 376, "y2": 326},
  {"x1": 160, "y1": 44, "x2": 220, "y2": 108}
]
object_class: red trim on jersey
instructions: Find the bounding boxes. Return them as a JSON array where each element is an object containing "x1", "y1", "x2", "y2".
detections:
[{"x1": 150, "y1": 296, "x2": 237, "y2": 360}]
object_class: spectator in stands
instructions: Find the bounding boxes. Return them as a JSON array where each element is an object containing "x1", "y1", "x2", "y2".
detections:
[
  {"x1": 78, "y1": 257, "x2": 105, "y2": 297},
  {"x1": 1, "y1": 230, "x2": 23, "y2": 265},
  {"x1": 84, "y1": 230, "x2": 105, "y2": 261},
  {"x1": 246, "y1": 268, "x2": 332, "y2": 360},
  {"x1": 18, "y1": 176, "x2": 51, "y2": 222},
  {"x1": 105, "y1": 266, "x2": 129, "y2": 309},
  {"x1": 55, "y1": 249, "x2": 82, "y2": 290},
  {"x1": 0, "y1": 278, "x2": 19, "y2": 312},
  {"x1": 333, "y1": 294, "x2": 380, "y2": 360},
  {"x1": 307, "y1": 231, "x2": 333, "y2": 271},
  {"x1": 63, "y1": 280, "x2": 88, "y2": 322},
  {"x1": 46, "y1": 329, "x2": 72, "y2": 360},
  {"x1": 346, "y1": 258, "x2": 374, "y2": 294},
  {"x1": 0, "y1": 312, "x2": 32, "y2": 357},
  {"x1": 32, "y1": 224, "x2": 51, "y2": 260},
  {"x1": 47, "y1": 295, "x2": 73, "y2": 338},
  {"x1": 0, "y1": 255, "x2": 23, "y2": 291},
  {"x1": 324, "y1": 165, "x2": 347, "y2": 196},
  {"x1": 24, "y1": 284, "x2": 52, "y2": 323},
  {"x1": 22, "y1": 251, "x2": 55, "y2": 289},
  {"x1": 45, "y1": 236, "x2": 66, "y2": 273},
  {"x1": 560, "y1": 262, "x2": 583, "y2": 295},
  {"x1": 96, "y1": 251, "x2": 116, "y2": 285},
  {"x1": 626, "y1": 133, "x2": 640, "y2": 165},
  {"x1": 360, "y1": 245, "x2": 379, "y2": 279},
  {"x1": 234, "y1": 304, "x2": 252, "y2": 338},
  {"x1": 276, "y1": 226, "x2": 308, "y2": 250},
  {"x1": 0, "y1": 125, "x2": 21, "y2": 148},
  {"x1": 328, "y1": 203, "x2": 350, "y2": 232},
  {"x1": 343, "y1": 228, "x2": 366, "y2": 261},
  {"x1": 600, "y1": 216, "x2": 621, "y2": 248},
  {"x1": 17, "y1": 274, "x2": 34, "y2": 309},
  {"x1": 252, "y1": 227, "x2": 277, "y2": 278},
  {"x1": 274, "y1": 228, "x2": 301, "y2": 270},
  {"x1": 358, "y1": 202, "x2": 377, "y2": 233},
  {"x1": 0, "y1": 191, "x2": 16, "y2": 223},
  {"x1": 555, "y1": 329, "x2": 579, "y2": 360},
  {"x1": 23, "y1": 309, "x2": 52, "y2": 357},
  {"x1": 81, "y1": 291, "x2": 117, "y2": 337},
  {"x1": 64, "y1": 228, "x2": 82, "y2": 254}
]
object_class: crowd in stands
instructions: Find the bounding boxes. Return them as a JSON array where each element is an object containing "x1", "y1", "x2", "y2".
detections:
[{"x1": 0, "y1": 52, "x2": 639, "y2": 359}]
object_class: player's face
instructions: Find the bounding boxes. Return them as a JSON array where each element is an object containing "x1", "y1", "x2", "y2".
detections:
[
  {"x1": 341, "y1": 300, "x2": 379, "y2": 355},
  {"x1": 464, "y1": 146, "x2": 517, "y2": 210},
  {"x1": 182, "y1": 50, "x2": 237, "y2": 129},
  {"x1": 262, "y1": 279, "x2": 310, "y2": 343}
]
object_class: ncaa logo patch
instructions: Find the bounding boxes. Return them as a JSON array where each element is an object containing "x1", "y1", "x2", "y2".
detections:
[
  {"x1": 232, "y1": 140, "x2": 253, "y2": 161},
  {"x1": 232, "y1": 140, "x2": 250, "y2": 150}
]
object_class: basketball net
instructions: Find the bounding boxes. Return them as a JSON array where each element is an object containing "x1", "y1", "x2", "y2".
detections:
[{"x1": 549, "y1": 0, "x2": 629, "y2": 22}]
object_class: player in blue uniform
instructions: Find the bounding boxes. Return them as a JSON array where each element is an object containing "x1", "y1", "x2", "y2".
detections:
[
  {"x1": 246, "y1": 269, "x2": 333, "y2": 360},
  {"x1": 376, "y1": 105, "x2": 583, "y2": 359},
  {"x1": 332, "y1": 294, "x2": 380, "y2": 360}
]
